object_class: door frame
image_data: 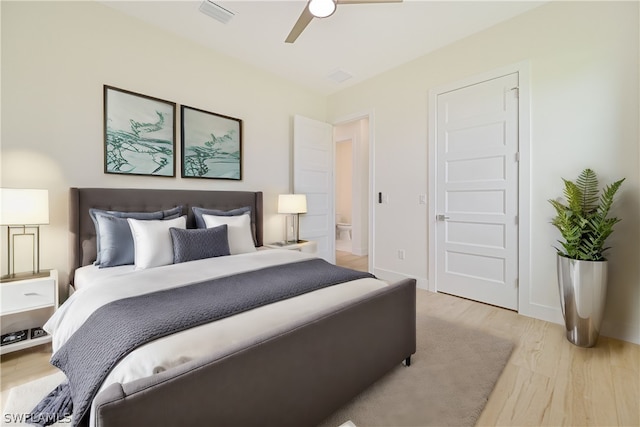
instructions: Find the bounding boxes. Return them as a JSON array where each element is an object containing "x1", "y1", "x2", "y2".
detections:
[
  {"x1": 427, "y1": 61, "x2": 531, "y2": 314},
  {"x1": 332, "y1": 110, "x2": 375, "y2": 273}
]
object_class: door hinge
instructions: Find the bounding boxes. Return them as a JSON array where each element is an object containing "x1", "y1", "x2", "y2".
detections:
[
  {"x1": 510, "y1": 87, "x2": 519, "y2": 98},
  {"x1": 515, "y1": 215, "x2": 519, "y2": 225},
  {"x1": 515, "y1": 279, "x2": 519, "y2": 288},
  {"x1": 515, "y1": 152, "x2": 520, "y2": 162}
]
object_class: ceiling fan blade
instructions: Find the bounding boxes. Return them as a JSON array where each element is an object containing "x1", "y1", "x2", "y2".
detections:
[
  {"x1": 285, "y1": 6, "x2": 314, "y2": 43},
  {"x1": 337, "y1": 0, "x2": 402, "y2": 4}
]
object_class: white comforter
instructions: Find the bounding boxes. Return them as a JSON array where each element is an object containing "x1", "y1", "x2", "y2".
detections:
[{"x1": 45, "y1": 250, "x2": 387, "y2": 421}]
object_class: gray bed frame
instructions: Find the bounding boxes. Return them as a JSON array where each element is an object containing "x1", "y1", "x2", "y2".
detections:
[{"x1": 68, "y1": 187, "x2": 416, "y2": 427}]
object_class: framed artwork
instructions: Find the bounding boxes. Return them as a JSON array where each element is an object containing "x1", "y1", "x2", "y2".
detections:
[
  {"x1": 103, "y1": 85, "x2": 176, "y2": 177},
  {"x1": 181, "y1": 105, "x2": 242, "y2": 180}
]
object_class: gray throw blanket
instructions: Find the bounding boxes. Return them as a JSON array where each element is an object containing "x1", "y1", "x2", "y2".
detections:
[{"x1": 30, "y1": 258, "x2": 374, "y2": 427}]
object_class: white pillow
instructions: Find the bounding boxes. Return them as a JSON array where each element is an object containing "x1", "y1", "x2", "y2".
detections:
[
  {"x1": 202, "y1": 213, "x2": 256, "y2": 255},
  {"x1": 127, "y1": 216, "x2": 187, "y2": 270}
]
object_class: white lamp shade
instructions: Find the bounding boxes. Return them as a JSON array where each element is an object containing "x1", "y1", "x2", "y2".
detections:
[
  {"x1": 0, "y1": 189, "x2": 50, "y2": 225},
  {"x1": 278, "y1": 194, "x2": 307, "y2": 214},
  {"x1": 308, "y1": 0, "x2": 336, "y2": 18}
]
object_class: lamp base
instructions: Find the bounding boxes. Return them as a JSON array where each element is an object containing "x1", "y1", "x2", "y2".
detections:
[
  {"x1": 1, "y1": 269, "x2": 51, "y2": 283},
  {"x1": 271, "y1": 240, "x2": 308, "y2": 247}
]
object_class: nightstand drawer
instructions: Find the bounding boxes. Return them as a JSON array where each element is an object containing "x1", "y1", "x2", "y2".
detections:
[{"x1": 1, "y1": 278, "x2": 55, "y2": 315}]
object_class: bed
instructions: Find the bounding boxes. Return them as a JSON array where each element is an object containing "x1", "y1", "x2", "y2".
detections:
[{"x1": 39, "y1": 187, "x2": 416, "y2": 427}]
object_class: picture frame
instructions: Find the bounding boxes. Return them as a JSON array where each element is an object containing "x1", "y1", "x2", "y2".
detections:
[
  {"x1": 104, "y1": 85, "x2": 176, "y2": 177},
  {"x1": 181, "y1": 105, "x2": 242, "y2": 180}
]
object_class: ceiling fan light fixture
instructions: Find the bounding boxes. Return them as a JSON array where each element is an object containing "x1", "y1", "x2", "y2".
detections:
[{"x1": 308, "y1": 0, "x2": 337, "y2": 18}]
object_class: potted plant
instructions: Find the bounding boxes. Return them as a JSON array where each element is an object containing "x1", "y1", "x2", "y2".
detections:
[{"x1": 548, "y1": 168, "x2": 624, "y2": 347}]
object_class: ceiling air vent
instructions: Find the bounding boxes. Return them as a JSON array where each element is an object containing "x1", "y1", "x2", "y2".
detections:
[
  {"x1": 327, "y1": 69, "x2": 353, "y2": 83},
  {"x1": 199, "y1": 1, "x2": 235, "y2": 24}
]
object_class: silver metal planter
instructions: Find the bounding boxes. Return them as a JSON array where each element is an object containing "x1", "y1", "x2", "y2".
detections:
[{"x1": 557, "y1": 255, "x2": 608, "y2": 347}]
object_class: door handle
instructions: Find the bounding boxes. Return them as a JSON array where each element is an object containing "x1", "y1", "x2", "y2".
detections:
[{"x1": 436, "y1": 214, "x2": 450, "y2": 221}]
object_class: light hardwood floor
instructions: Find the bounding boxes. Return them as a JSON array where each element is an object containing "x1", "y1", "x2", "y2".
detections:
[
  {"x1": 335, "y1": 250, "x2": 369, "y2": 272},
  {"x1": 1, "y1": 252, "x2": 638, "y2": 426}
]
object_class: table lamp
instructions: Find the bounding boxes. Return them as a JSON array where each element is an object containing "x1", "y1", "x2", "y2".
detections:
[
  {"x1": 278, "y1": 194, "x2": 307, "y2": 244},
  {"x1": 0, "y1": 188, "x2": 50, "y2": 281}
]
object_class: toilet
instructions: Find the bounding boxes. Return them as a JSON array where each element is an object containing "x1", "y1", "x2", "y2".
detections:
[{"x1": 335, "y1": 214, "x2": 352, "y2": 241}]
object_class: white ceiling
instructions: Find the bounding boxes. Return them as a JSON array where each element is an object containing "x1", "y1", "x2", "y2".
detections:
[{"x1": 101, "y1": 0, "x2": 546, "y2": 95}]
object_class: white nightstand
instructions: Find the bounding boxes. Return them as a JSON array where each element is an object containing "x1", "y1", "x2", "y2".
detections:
[
  {"x1": 265, "y1": 240, "x2": 317, "y2": 254},
  {"x1": 1, "y1": 270, "x2": 58, "y2": 354}
]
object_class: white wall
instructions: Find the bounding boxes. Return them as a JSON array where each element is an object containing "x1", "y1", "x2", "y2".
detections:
[
  {"x1": 1, "y1": 1, "x2": 326, "y2": 290},
  {"x1": 327, "y1": 1, "x2": 640, "y2": 343}
]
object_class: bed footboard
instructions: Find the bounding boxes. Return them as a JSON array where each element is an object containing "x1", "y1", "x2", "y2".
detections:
[{"x1": 92, "y1": 278, "x2": 416, "y2": 427}]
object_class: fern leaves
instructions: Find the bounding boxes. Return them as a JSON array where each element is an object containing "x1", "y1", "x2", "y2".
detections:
[
  {"x1": 576, "y1": 168, "x2": 599, "y2": 211},
  {"x1": 549, "y1": 168, "x2": 624, "y2": 261}
]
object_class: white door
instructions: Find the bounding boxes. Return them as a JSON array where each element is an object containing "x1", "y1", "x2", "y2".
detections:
[
  {"x1": 435, "y1": 73, "x2": 519, "y2": 310},
  {"x1": 293, "y1": 115, "x2": 335, "y2": 263}
]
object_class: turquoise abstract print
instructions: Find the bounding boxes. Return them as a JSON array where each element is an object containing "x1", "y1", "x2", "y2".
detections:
[
  {"x1": 104, "y1": 86, "x2": 176, "y2": 177},
  {"x1": 181, "y1": 106, "x2": 242, "y2": 180}
]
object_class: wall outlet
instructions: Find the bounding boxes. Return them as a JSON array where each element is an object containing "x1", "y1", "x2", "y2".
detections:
[
  {"x1": 397, "y1": 249, "x2": 405, "y2": 260},
  {"x1": 419, "y1": 194, "x2": 427, "y2": 205}
]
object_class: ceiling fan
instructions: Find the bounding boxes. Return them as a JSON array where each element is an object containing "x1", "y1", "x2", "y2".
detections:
[{"x1": 285, "y1": 0, "x2": 403, "y2": 43}]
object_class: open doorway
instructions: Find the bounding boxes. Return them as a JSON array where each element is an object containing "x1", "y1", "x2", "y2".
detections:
[
  {"x1": 335, "y1": 138, "x2": 353, "y2": 253},
  {"x1": 333, "y1": 117, "x2": 369, "y2": 265}
]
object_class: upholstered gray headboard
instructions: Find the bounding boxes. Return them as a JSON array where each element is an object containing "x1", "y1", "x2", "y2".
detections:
[{"x1": 69, "y1": 188, "x2": 263, "y2": 284}]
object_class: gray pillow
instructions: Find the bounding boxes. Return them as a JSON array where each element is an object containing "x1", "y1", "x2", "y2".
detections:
[
  {"x1": 95, "y1": 214, "x2": 135, "y2": 268},
  {"x1": 90, "y1": 206, "x2": 183, "y2": 265},
  {"x1": 170, "y1": 225, "x2": 230, "y2": 264},
  {"x1": 192, "y1": 206, "x2": 250, "y2": 229}
]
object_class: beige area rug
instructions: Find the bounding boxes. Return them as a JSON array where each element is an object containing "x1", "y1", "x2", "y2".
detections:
[
  {"x1": 2, "y1": 316, "x2": 513, "y2": 427},
  {"x1": 318, "y1": 315, "x2": 514, "y2": 427}
]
